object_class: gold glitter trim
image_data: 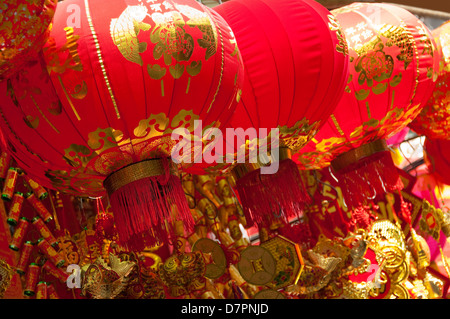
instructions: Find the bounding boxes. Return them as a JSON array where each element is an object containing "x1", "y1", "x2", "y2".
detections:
[
  {"x1": 206, "y1": 16, "x2": 223, "y2": 114},
  {"x1": 103, "y1": 158, "x2": 177, "y2": 195},
  {"x1": 84, "y1": 0, "x2": 121, "y2": 119},
  {"x1": 330, "y1": 114, "x2": 344, "y2": 136}
]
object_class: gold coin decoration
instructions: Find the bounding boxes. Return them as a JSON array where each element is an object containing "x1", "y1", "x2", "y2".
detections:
[
  {"x1": 253, "y1": 289, "x2": 286, "y2": 299},
  {"x1": 381, "y1": 244, "x2": 405, "y2": 269},
  {"x1": 390, "y1": 283, "x2": 410, "y2": 299},
  {"x1": 238, "y1": 246, "x2": 276, "y2": 285},
  {"x1": 192, "y1": 238, "x2": 227, "y2": 279},
  {"x1": 388, "y1": 261, "x2": 409, "y2": 284}
]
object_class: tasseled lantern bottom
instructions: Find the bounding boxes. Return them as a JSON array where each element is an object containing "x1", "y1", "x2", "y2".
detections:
[
  {"x1": 104, "y1": 158, "x2": 193, "y2": 251},
  {"x1": 233, "y1": 158, "x2": 309, "y2": 229},
  {"x1": 331, "y1": 139, "x2": 403, "y2": 211}
]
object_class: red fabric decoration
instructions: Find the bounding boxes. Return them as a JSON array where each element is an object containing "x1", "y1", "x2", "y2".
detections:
[
  {"x1": 214, "y1": 0, "x2": 349, "y2": 228},
  {"x1": 296, "y1": 2, "x2": 440, "y2": 209},
  {"x1": 0, "y1": 0, "x2": 244, "y2": 250},
  {"x1": 410, "y1": 21, "x2": 450, "y2": 139},
  {"x1": 94, "y1": 199, "x2": 117, "y2": 242},
  {"x1": 0, "y1": 0, "x2": 57, "y2": 80},
  {"x1": 424, "y1": 138, "x2": 450, "y2": 186}
]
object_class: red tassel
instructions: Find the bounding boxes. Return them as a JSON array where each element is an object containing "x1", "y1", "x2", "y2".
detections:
[
  {"x1": 235, "y1": 159, "x2": 309, "y2": 229},
  {"x1": 351, "y1": 204, "x2": 377, "y2": 230},
  {"x1": 106, "y1": 161, "x2": 193, "y2": 251},
  {"x1": 333, "y1": 150, "x2": 403, "y2": 209},
  {"x1": 397, "y1": 190, "x2": 412, "y2": 225}
]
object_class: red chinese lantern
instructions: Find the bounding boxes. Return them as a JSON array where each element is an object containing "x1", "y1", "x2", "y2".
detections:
[
  {"x1": 214, "y1": 0, "x2": 349, "y2": 227},
  {"x1": 0, "y1": 0, "x2": 244, "y2": 250},
  {"x1": 409, "y1": 20, "x2": 450, "y2": 139},
  {"x1": 0, "y1": 0, "x2": 57, "y2": 80},
  {"x1": 296, "y1": 2, "x2": 440, "y2": 209},
  {"x1": 424, "y1": 138, "x2": 450, "y2": 186}
]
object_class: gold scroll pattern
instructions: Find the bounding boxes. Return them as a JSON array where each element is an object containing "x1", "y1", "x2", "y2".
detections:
[
  {"x1": 45, "y1": 109, "x2": 220, "y2": 196},
  {"x1": 201, "y1": 117, "x2": 322, "y2": 176}
]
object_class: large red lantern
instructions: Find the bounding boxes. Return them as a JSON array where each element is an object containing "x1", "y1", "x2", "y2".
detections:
[
  {"x1": 0, "y1": 0, "x2": 57, "y2": 80},
  {"x1": 296, "y1": 2, "x2": 440, "y2": 209},
  {"x1": 214, "y1": 0, "x2": 349, "y2": 228},
  {"x1": 409, "y1": 21, "x2": 450, "y2": 139},
  {"x1": 0, "y1": 0, "x2": 243, "y2": 250}
]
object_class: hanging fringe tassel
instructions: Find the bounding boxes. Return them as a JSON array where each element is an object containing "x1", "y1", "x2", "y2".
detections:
[
  {"x1": 104, "y1": 158, "x2": 193, "y2": 251},
  {"x1": 233, "y1": 158, "x2": 309, "y2": 229},
  {"x1": 331, "y1": 140, "x2": 403, "y2": 210},
  {"x1": 351, "y1": 204, "x2": 377, "y2": 230}
]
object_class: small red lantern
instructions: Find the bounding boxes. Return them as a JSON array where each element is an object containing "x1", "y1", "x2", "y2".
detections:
[
  {"x1": 409, "y1": 20, "x2": 450, "y2": 139},
  {"x1": 0, "y1": 0, "x2": 244, "y2": 250},
  {"x1": 296, "y1": 3, "x2": 440, "y2": 209},
  {"x1": 214, "y1": 0, "x2": 349, "y2": 227},
  {"x1": 0, "y1": 0, "x2": 57, "y2": 80}
]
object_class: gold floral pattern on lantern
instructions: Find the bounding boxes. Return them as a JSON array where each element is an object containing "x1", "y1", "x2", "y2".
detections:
[
  {"x1": 111, "y1": 3, "x2": 218, "y2": 79},
  {"x1": 354, "y1": 38, "x2": 394, "y2": 87}
]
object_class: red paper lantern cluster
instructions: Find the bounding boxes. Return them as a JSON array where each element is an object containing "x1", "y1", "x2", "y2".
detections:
[{"x1": 0, "y1": 0, "x2": 244, "y2": 250}]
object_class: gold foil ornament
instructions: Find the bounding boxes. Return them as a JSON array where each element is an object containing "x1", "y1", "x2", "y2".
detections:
[
  {"x1": 81, "y1": 253, "x2": 136, "y2": 299},
  {"x1": 192, "y1": 238, "x2": 227, "y2": 279},
  {"x1": 260, "y1": 235, "x2": 304, "y2": 290},
  {"x1": 238, "y1": 246, "x2": 276, "y2": 286}
]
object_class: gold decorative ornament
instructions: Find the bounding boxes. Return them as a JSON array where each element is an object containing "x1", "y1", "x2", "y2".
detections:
[
  {"x1": 158, "y1": 251, "x2": 206, "y2": 297},
  {"x1": 0, "y1": 259, "x2": 13, "y2": 298},
  {"x1": 192, "y1": 238, "x2": 227, "y2": 279},
  {"x1": 103, "y1": 158, "x2": 177, "y2": 195},
  {"x1": 238, "y1": 246, "x2": 277, "y2": 286},
  {"x1": 260, "y1": 235, "x2": 304, "y2": 290},
  {"x1": 81, "y1": 253, "x2": 136, "y2": 299},
  {"x1": 253, "y1": 289, "x2": 286, "y2": 299}
]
